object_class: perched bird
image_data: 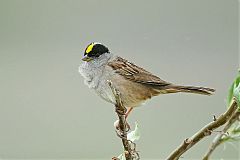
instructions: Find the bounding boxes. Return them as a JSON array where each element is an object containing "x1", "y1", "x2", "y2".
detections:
[{"x1": 79, "y1": 42, "x2": 215, "y2": 117}]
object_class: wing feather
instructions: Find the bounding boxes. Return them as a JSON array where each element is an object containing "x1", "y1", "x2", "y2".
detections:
[{"x1": 108, "y1": 57, "x2": 171, "y2": 87}]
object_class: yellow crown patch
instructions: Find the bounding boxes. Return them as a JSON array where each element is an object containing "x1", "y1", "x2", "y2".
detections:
[{"x1": 85, "y1": 43, "x2": 94, "y2": 54}]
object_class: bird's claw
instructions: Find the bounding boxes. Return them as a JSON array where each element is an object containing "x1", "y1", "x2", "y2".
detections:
[{"x1": 114, "y1": 120, "x2": 131, "y2": 133}]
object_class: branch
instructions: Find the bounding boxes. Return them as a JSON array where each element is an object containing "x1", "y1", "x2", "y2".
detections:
[
  {"x1": 166, "y1": 98, "x2": 238, "y2": 160},
  {"x1": 108, "y1": 81, "x2": 138, "y2": 160},
  {"x1": 202, "y1": 110, "x2": 240, "y2": 160}
]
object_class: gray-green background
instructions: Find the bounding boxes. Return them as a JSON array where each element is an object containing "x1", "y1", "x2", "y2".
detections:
[{"x1": 0, "y1": 0, "x2": 239, "y2": 159}]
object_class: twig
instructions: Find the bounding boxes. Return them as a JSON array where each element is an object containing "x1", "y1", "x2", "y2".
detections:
[
  {"x1": 108, "y1": 80, "x2": 134, "y2": 160},
  {"x1": 202, "y1": 110, "x2": 240, "y2": 160},
  {"x1": 166, "y1": 98, "x2": 238, "y2": 160}
]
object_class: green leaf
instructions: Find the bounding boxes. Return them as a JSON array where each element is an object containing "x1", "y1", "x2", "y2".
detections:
[
  {"x1": 117, "y1": 153, "x2": 126, "y2": 160},
  {"x1": 233, "y1": 83, "x2": 240, "y2": 108},
  {"x1": 231, "y1": 123, "x2": 240, "y2": 134},
  {"x1": 127, "y1": 122, "x2": 140, "y2": 142},
  {"x1": 227, "y1": 70, "x2": 240, "y2": 106},
  {"x1": 221, "y1": 122, "x2": 240, "y2": 143},
  {"x1": 116, "y1": 122, "x2": 140, "y2": 160},
  {"x1": 227, "y1": 82, "x2": 234, "y2": 106}
]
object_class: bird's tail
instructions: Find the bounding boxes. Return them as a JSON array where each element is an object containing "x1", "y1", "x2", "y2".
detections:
[{"x1": 163, "y1": 85, "x2": 215, "y2": 95}]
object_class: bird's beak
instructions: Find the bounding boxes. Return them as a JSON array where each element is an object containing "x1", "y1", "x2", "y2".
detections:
[{"x1": 82, "y1": 56, "x2": 93, "y2": 62}]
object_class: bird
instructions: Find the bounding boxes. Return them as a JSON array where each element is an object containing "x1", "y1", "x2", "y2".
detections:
[{"x1": 79, "y1": 42, "x2": 215, "y2": 118}]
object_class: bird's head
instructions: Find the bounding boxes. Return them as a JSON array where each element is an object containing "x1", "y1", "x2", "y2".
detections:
[{"x1": 82, "y1": 42, "x2": 109, "y2": 62}]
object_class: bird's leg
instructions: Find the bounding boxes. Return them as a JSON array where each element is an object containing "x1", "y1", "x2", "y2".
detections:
[
  {"x1": 115, "y1": 107, "x2": 133, "y2": 135},
  {"x1": 124, "y1": 107, "x2": 133, "y2": 131},
  {"x1": 125, "y1": 107, "x2": 133, "y2": 119},
  {"x1": 121, "y1": 107, "x2": 133, "y2": 131}
]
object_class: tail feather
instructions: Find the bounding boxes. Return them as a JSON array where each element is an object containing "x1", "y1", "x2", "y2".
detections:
[{"x1": 164, "y1": 85, "x2": 215, "y2": 95}]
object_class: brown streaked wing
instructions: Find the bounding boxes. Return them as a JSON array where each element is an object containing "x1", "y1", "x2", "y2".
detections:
[{"x1": 108, "y1": 56, "x2": 171, "y2": 87}]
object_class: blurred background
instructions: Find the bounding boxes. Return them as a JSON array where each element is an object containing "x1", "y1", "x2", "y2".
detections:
[{"x1": 0, "y1": 0, "x2": 239, "y2": 159}]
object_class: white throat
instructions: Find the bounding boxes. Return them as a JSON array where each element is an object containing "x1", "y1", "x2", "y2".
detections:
[{"x1": 79, "y1": 52, "x2": 113, "y2": 89}]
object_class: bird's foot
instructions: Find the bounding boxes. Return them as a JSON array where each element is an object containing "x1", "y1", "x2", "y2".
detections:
[{"x1": 114, "y1": 120, "x2": 131, "y2": 135}]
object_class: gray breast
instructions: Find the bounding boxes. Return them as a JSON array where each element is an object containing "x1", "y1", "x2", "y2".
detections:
[{"x1": 79, "y1": 62, "x2": 116, "y2": 104}]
